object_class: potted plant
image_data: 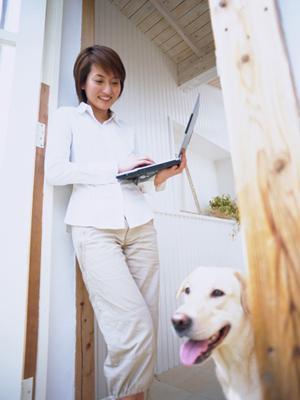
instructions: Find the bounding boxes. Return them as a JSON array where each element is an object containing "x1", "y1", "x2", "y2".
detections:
[{"x1": 207, "y1": 194, "x2": 240, "y2": 238}]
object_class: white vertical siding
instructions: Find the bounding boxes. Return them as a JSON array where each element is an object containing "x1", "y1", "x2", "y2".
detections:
[
  {"x1": 95, "y1": 1, "x2": 229, "y2": 151},
  {"x1": 95, "y1": 0, "x2": 230, "y2": 213},
  {"x1": 154, "y1": 212, "x2": 245, "y2": 374},
  {"x1": 94, "y1": 1, "x2": 242, "y2": 398}
]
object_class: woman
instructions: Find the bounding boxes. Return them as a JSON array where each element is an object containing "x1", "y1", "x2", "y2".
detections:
[{"x1": 45, "y1": 45, "x2": 186, "y2": 400}]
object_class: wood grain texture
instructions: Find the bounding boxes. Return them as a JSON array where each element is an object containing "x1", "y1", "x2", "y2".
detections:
[
  {"x1": 114, "y1": 0, "x2": 216, "y2": 84},
  {"x1": 208, "y1": 76, "x2": 221, "y2": 89},
  {"x1": 75, "y1": 262, "x2": 95, "y2": 400},
  {"x1": 82, "y1": 0, "x2": 95, "y2": 48},
  {"x1": 208, "y1": 0, "x2": 300, "y2": 398},
  {"x1": 23, "y1": 83, "x2": 49, "y2": 399}
]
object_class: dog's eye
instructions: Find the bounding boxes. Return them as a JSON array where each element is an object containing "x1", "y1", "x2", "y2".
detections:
[
  {"x1": 211, "y1": 289, "x2": 225, "y2": 297},
  {"x1": 184, "y1": 287, "x2": 190, "y2": 295}
]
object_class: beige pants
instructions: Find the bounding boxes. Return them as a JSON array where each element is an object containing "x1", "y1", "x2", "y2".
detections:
[{"x1": 71, "y1": 220, "x2": 160, "y2": 399}]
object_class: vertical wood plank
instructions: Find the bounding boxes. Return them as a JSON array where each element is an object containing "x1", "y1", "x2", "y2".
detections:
[
  {"x1": 75, "y1": 262, "x2": 95, "y2": 400},
  {"x1": 75, "y1": 1, "x2": 96, "y2": 399},
  {"x1": 24, "y1": 83, "x2": 50, "y2": 399},
  {"x1": 208, "y1": 0, "x2": 300, "y2": 398},
  {"x1": 81, "y1": 0, "x2": 95, "y2": 49}
]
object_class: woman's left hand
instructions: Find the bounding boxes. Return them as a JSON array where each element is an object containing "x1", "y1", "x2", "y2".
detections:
[{"x1": 154, "y1": 150, "x2": 187, "y2": 187}]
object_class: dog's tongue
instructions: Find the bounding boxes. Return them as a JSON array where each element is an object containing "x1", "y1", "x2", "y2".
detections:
[{"x1": 180, "y1": 339, "x2": 209, "y2": 366}]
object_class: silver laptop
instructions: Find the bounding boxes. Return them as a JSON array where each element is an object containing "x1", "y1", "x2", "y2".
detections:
[{"x1": 116, "y1": 94, "x2": 200, "y2": 183}]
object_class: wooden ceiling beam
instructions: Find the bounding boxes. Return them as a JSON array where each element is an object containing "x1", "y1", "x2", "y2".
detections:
[
  {"x1": 148, "y1": 0, "x2": 203, "y2": 58},
  {"x1": 178, "y1": 49, "x2": 216, "y2": 85}
]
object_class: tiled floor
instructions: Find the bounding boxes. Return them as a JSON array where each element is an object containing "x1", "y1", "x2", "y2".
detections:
[{"x1": 148, "y1": 360, "x2": 226, "y2": 400}]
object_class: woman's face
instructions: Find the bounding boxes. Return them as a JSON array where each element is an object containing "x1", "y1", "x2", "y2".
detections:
[{"x1": 82, "y1": 63, "x2": 121, "y2": 116}]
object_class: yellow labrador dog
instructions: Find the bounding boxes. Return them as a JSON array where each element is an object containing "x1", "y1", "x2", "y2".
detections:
[{"x1": 172, "y1": 266, "x2": 261, "y2": 400}]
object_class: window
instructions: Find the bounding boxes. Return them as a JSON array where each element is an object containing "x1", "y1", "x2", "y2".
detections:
[
  {"x1": 172, "y1": 120, "x2": 236, "y2": 215},
  {"x1": 0, "y1": 0, "x2": 22, "y2": 166},
  {"x1": 0, "y1": 44, "x2": 15, "y2": 164},
  {"x1": 0, "y1": 0, "x2": 22, "y2": 32}
]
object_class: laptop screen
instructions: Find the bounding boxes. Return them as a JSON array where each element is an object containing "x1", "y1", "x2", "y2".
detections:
[{"x1": 177, "y1": 94, "x2": 200, "y2": 156}]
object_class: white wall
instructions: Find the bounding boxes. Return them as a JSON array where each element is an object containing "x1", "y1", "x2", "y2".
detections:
[
  {"x1": 42, "y1": 1, "x2": 82, "y2": 400},
  {"x1": 277, "y1": 0, "x2": 300, "y2": 103},
  {"x1": 215, "y1": 158, "x2": 236, "y2": 199},
  {"x1": 0, "y1": 1, "x2": 47, "y2": 399},
  {"x1": 94, "y1": 1, "x2": 243, "y2": 398},
  {"x1": 155, "y1": 212, "x2": 245, "y2": 374},
  {"x1": 35, "y1": 1, "x2": 65, "y2": 399},
  {"x1": 95, "y1": 0, "x2": 231, "y2": 215},
  {"x1": 172, "y1": 120, "x2": 234, "y2": 212}
]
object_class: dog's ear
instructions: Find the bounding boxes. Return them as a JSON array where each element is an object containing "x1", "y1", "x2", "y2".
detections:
[
  {"x1": 234, "y1": 271, "x2": 250, "y2": 315},
  {"x1": 176, "y1": 281, "x2": 186, "y2": 299}
]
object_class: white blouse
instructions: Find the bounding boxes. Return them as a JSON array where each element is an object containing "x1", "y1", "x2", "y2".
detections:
[{"x1": 45, "y1": 102, "x2": 161, "y2": 229}]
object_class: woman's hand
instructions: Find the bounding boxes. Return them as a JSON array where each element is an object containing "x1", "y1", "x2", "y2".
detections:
[
  {"x1": 118, "y1": 154, "x2": 155, "y2": 173},
  {"x1": 154, "y1": 150, "x2": 187, "y2": 187}
]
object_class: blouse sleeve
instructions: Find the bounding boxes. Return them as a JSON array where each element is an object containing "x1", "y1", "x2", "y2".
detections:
[{"x1": 45, "y1": 108, "x2": 118, "y2": 186}]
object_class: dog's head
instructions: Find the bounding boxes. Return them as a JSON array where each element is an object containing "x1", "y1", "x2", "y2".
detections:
[{"x1": 172, "y1": 266, "x2": 249, "y2": 366}]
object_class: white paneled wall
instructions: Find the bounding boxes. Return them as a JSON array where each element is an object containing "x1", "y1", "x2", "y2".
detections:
[
  {"x1": 216, "y1": 158, "x2": 236, "y2": 198},
  {"x1": 95, "y1": 0, "x2": 230, "y2": 213},
  {"x1": 95, "y1": 0, "x2": 228, "y2": 148},
  {"x1": 94, "y1": 1, "x2": 243, "y2": 398},
  {"x1": 154, "y1": 212, "x2": 245, "y2": 374}
]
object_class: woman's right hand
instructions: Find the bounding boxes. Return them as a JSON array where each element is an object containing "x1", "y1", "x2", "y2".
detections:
[{"x1": 118, "y1": 154, "x2": 155, "y2": 173}]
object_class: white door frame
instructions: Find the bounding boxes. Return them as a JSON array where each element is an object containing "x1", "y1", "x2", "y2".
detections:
[
  {"x1": 0, "y1": 0, "x2": 47, "y2": 399},
  {"x1": 36, "y1": 0, "x2": 83, "y2": 399}
]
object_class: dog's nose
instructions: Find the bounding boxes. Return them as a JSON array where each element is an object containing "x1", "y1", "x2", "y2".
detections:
[{"x1": 171, "y1": 313, "x2": 192, "y2": 335}]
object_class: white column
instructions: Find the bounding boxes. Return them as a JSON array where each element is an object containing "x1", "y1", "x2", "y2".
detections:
[
  {"x1": 277, "y1": 0, "x2": 300, "y2": 100},
  {"x1": 42, "y1": 0, "x2": 82, "y2": 399},
  {"x1": 0, "y1": 0, "x2": 47, "y2": 399}
]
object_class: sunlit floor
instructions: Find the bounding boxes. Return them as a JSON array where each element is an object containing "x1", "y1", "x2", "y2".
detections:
[{"x1": 148, "y1": 360, "x2": 226, "y2": 400}]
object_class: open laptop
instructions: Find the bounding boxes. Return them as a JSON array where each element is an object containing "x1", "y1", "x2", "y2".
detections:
[{"x1": 116, "y1": 94, "x2": 200, "y2": 183}]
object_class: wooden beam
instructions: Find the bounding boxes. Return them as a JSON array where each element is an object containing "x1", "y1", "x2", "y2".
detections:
[
  {"x1": 24, "y1": 83, "x2": 49, "y2": 399},
  {"x1": 208, "y1": 0, "x2": 300, "y2": 398},
  {"x1": 178, "y1": 50, "x2": 215, "y2": 85},
  {"x1": 148, "y1": 0, "x2": 203, "y2": 58},
  {"x1": 208, "y1": 76, "x2": 221, "y2": 89},
  {"x1": 178, "y1": 42, "x2": 215, "y2": 72},
  {"x1": 178, "y1": 66, "x2": 217, "y2": 90},
  {"x1": 75, "y1": 263, "x2": 95, "y2": 400},
  {"x1": 75, "y1": 1, "x2": 96, "y2": 399},
  {"x1": 81, "y1": 0, "x2": 95, "y2": 49}
]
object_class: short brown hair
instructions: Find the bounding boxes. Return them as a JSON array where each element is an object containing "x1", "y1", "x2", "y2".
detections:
[{"x1": 73, "y1": 45, "x2": 126, "y2": 103}]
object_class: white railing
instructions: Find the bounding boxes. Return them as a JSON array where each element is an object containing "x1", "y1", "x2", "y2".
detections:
[{"x1": 154, "y1": 211, "x2": 245, "y2": 374}]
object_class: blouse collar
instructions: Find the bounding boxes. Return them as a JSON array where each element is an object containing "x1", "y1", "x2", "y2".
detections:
[{"x1": 77, "y1": 102, "x2": 121, "y2": 125}]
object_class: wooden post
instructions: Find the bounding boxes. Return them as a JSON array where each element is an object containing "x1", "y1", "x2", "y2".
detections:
[
  {"x1": 81, "y1": 0, "x2": 95, "y2": 49},
  {"x1": 24, "y1": 83, "x2": 49, "y2": 398},
  {"x1": 208, "y1": 0, "x2": 300, "y2": 399},
  {"x1": 75, "y1": 267, "x2": 95, "y2": 400},
  {"x1": 75, "y1": 1, "x2": 96, "y2": 399}
]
